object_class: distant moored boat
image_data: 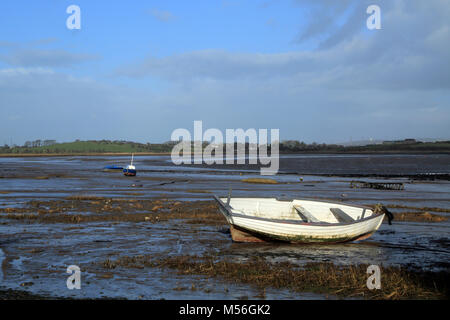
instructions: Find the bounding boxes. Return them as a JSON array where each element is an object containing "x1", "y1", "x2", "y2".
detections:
[{"x1": 123, "y1": 153, "x2": 137, "y2": 176}]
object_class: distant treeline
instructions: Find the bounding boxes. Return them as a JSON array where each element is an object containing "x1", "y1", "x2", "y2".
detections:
[
  {"x1": 0, "y1": 139, "x2": 449, "y2": 154},
  {"x1": 0, "y1": 140, "x2": 175, "y2": 154},
  {"x1": 279, "y1": 139, "x2": 450, "y2": 153}
]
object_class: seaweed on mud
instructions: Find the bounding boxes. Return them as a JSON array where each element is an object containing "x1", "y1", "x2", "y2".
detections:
[
  {"x1": 241, "y1": 178, "x2": 279, "y2": 184},
  {"x1": 0, "y1": 199, "x2": 227, "y2": 225},
  {"x1": 387, "y1": 204, "x2": 450, "y2": 213},
  {"x1": 391, "y1": 211, "x2": 447, "y2": 222},
  {"x1": 100, "y1": 254, "x2": 449, "y2": 300}
]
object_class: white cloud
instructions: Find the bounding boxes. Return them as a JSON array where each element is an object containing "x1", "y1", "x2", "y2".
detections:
[
  {"x1": 0, "y1": 48, "x2": 99, "y2": 68},
  {"x1": 148, "y1": 9, "x2": 175, "y2": 22},
  {"x1": 0, "y1": 67, "x2": 55, "y2": 76},
  {"x1": 117, "y1": 0, "x2": 450, "y2": 93}
]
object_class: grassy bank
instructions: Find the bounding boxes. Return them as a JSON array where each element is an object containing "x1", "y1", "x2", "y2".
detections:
[
  {"x1": 0, "y1": 152, "x2": 171, "y2": 157},
  {"x1": 0, "y1": 140, "x2": 174, "y2": 155}
]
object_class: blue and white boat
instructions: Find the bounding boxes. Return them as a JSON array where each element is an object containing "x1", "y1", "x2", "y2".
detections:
[{"x1": 123, "y1": 153, "x2": 137, "y2": 176}]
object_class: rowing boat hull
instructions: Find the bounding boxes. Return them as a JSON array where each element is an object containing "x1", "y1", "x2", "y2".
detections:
[
  {"x1": 214, "y1": 196, "x2": 384, "y2": 244},
  {"x1": 228, "y1": 214, "x2": 383, "y2": 243}
]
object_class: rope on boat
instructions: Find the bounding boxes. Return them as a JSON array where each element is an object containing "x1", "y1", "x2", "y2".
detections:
[
  {"x1": 226, "y1": 187, "x2": 232, "y2": 207},
  {"x1": 374, "y1": 204, "x2": 394, "y2": 225}
]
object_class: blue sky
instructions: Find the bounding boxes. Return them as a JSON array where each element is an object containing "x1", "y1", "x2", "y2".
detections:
[{"x1": 0, "y1": 0, "x2": 449, "y2": 145}]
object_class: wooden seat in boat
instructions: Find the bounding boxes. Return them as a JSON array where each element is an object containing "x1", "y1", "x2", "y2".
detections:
[
  {"x1": 293, "y1": 205, "x2": 321, "y2": 223},
  {"x1": 330, "y1": 208, "x2": 355, "y2": 223}
]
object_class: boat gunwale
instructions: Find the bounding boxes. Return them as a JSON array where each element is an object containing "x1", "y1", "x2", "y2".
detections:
[{"x1": 213, "y1": 195, "x2": 385, "y2": 227}]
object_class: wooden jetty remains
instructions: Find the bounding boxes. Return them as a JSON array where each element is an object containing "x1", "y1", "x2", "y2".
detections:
[{"x1": 350, "y1": 180, "x2": 404, "y2": 191}]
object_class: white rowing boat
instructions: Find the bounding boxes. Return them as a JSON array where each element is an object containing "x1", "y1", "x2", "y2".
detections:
[{"x1": 213, "y1": 195, "x2": 391, "y2": 243}]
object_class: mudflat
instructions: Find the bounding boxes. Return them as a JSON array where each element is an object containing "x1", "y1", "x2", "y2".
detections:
[{"x1": 0, "y1": 154, "x2": 448, "y2": 299}]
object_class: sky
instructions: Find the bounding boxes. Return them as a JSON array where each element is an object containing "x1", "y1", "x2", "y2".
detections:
[{"x1": 0, "y1": 0, "x2": 449, "y2": 145}]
